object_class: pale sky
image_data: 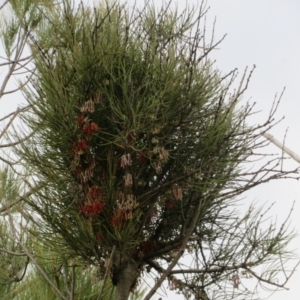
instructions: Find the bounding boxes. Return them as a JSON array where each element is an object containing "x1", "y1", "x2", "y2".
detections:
[{"x1": 1, "y1": 0, "x2": 300, "y2": 299}]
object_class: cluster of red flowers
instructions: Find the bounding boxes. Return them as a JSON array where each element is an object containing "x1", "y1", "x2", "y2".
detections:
[
  {"x1": 81, "y1": 200, "x2": 105, "y2": 216},
  {"x1": 83, "y1": 122, "x2": 99, "y2": 135},
  {"x1": 111, "y1": 209, "x2": 127, "y2": 228},
  {"x1": 71, "y1": 97, "x2": 107, "y2": 243},
  {"x1": 72, "y1": 140, "x2": 88, "y2": 156},
  {"x1": 81, "y1": 185, "x2": 106, "y2": 217},
  {"x1": 76, "y1": 114, "x2": 100, "y2": 137}
]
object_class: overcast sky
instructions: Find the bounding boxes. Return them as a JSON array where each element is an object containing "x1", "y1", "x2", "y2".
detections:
[{"x1": 1, "y1": 0, "x2": 300, "y2": 299}]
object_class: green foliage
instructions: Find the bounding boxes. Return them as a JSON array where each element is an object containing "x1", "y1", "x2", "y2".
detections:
[
  {"x1": 0, "y1": 16, "x2": 19, "y2": 57},
  {"x1": 0, "y1": 168, "x2": 29, "y2": 297},
  {"x1": 0, "y1": 0, "x2": 53, "y2": 57},
  {"x1": 17, "y1": 1, "x2": 242, "y2": 256},
  {"x1": 0, "y1": 221, "x2": 28, "y2": 291},
  {"x1": 0, "y1": 167, "x2": 21, "y2": 211}
]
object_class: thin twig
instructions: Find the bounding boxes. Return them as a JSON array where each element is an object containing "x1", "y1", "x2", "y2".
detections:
[
  {"x1": 70, "y1": 263, "x2": 75, "y2": 300},
  {"x1": 0, "y1": 0, "x2": 8, "y2": 11},
  {"x1": 0, "y1": 181, "x2": 45, "y2": 214},
  {"x1": 0, "y1": 247, "x2": 27, "y2": 256},
  {"x1": 97, "y1": 246, "x2": 116, "y2": 300}
]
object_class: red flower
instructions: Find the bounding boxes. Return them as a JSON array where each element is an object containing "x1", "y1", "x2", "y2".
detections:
[
  {"x1": 83, "y1": 122, "x2": 99, "y2": 135},
  {"x1": 73, "y1": 140, "x2": 88, "y2": 156},
  {"x1": 88, "y1": 186, "x2": 102, "y2": 200},
  {"x1": 111, "y1": 209, "x2": 127, "y2": 228},
  {"x1": 81, "y1": 200, "x2": 105, "y2": 216},
  {"x1": 77, "y1": 114, "x2": 85, "y2": 126}
]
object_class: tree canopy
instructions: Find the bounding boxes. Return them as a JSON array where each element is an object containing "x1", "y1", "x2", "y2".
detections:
[{"x1": 0, "y1": 1, "x2": 298, "y2": 300}]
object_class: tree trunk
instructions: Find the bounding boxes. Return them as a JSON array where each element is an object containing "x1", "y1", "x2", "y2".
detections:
[{"x1": 114, "y1": 259, "x2": 139, "y2": 300}]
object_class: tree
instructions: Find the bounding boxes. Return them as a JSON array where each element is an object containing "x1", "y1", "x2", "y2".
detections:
[{"x1": 0, "y1": 0, "x2": 299, "y2": 299}]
